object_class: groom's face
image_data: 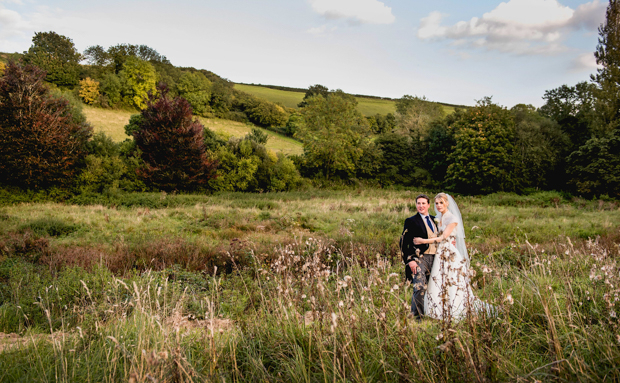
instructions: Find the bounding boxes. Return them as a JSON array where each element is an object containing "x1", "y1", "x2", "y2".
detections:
[{"x1": 416, "y1": 198, "x2": 429, "y2": 216}]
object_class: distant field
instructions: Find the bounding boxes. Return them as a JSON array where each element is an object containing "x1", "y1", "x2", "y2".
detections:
[
  {"x1": 234, "y1": 84, "x2": 456, "y2": 116},
  {"x1": 82, "y1": 105, "x2": 303, "y2": 155}
]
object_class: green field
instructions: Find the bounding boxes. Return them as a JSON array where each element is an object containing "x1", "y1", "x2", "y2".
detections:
[
  {"x1": 235, "y1": 83, "x2": 457, "y2": 116},
  {"x1": 82, "y1": 105, "x2": 303, "y2": 155},
  {"x1": 0, "y1": 189, "x2": 619, "y2": 381}
]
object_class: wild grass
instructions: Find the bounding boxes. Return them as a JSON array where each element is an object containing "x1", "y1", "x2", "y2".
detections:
[
  {"x1": 81, "y1": 106, "x2": 303, "y2": 155},
  {"x1": 0, "y1": 189, "x2": 619, "y2": 381}
]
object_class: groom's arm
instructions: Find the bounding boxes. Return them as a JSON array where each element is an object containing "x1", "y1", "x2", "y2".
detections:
[{"x1": 401, "y1": 218, "x2": 426, "y2": 264}]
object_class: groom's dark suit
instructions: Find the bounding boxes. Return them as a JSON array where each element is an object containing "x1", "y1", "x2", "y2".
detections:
[{"x1": 400, "y1": 213, "x2": 436, "y2": 317}]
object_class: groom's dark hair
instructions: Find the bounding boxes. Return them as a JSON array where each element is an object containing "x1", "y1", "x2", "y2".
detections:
[{"x1": 415, "y1": 194, "x2": 430, "y2": 204}]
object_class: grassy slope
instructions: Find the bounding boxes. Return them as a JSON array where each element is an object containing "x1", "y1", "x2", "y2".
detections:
[
  {"x1": 234, "y1": 83, "x2": 456, "y2": 115},
  {"x1": 82, "y1": 105, "x2": 303, "y2": 155}
]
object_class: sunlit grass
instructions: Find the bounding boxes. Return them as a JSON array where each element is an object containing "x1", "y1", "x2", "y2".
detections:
[{"x1": 82, "y1": 105, "x2": 303, "y2": 155}]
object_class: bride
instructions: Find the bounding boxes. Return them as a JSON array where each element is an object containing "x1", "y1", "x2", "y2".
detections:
[{"x1": 414, "y1": 193, "x2": 491, "y2": 321}]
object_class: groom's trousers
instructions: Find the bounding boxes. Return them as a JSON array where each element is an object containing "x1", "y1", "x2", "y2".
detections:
[{"x1": 406, "y1": 254, "x2": 435, "y2": 318}]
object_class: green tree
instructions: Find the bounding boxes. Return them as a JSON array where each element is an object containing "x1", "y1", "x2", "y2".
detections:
[
  {"x1": 296, "y1": 93, "x2": 371, "y2": 179},
  {"x1": 512, "y1": 104, "x2": 570, "y2": 189},
  {"x1": 119, "y1": 57, "x2": 157, "y2": 109},
  {"x1": 445, "y1": 98, "x2": 519, "y2": 194},
  {"x1": 100, "y1": 73, "x2": 122, "y2": 106},
  {"x1": 567, "y1": 129, "x2": 620, "y2": 198},
  {"x1": 22, "y1": 31, "x2": 82, "y2": 87},
  {"x1": 298, "y1": 84, "x2": 330, "y2": 108},
  {"x1": 539, "y1": 82, "x2": 599, "y2": 150},
  {"x1": 593, "y1": 0, "x2": 620, "y2": 131},
  {"x1": 395, "y1": 95, "x2": 445, "y2": 136},
  {"x1": 177, "y1": 71, "x2": 213, "y2": 117}
]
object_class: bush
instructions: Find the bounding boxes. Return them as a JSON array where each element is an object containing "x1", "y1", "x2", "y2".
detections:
[
  {"x1": 0, "y1": 62, "x2": 92, "y2": 189},
  {"x1": 18, "y1": 218, "x2": 81, "y2": 237},
  {"x1": 133, "y1": 86, "x2": 218, "y2": 191},
  {"x1": 79, "y1": 77, "x2": 100, "y2": 105}
]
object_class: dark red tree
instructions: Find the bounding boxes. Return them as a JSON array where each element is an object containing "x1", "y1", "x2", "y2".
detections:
[
  {"x1": 133, "y1": 86, "x2": 217, "y2": 191},
  {"x1": 0, "y1": 61, "x2": 92, "y2": 188}
]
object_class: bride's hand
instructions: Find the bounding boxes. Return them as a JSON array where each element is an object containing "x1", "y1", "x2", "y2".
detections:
[{"x1": 413, "y1": 237, "x2": 423, "y2": 245}]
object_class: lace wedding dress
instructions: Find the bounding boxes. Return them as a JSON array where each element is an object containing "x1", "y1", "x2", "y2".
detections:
[{"x1": 424, "y1": 208, "x2": 492, "y2": 321}]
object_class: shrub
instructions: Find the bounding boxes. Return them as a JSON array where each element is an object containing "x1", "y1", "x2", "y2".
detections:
[
  {"x1": 567, "y1": 129, "x2": 620, "y2": 198},
  {"x1": 133, "y1": 86, "x2": 218, "y2": 191},
  {"x1": 0, "y1": 62, "x2": 92, "y2": 189},
  {"x1": 177, "y1": 71, "x2": 212, "y2": 117},
  {"x1": 79, "y1": 77, "x2": 100, "y2": 105},
  {"x1": 0, "y1": 61, "x2": 5, "y2": 76},
  {"x1": 18, "y1": 218, "x2": 81, "y2": 237}
]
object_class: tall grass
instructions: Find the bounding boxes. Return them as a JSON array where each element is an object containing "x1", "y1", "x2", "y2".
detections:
[{"x1": 0, "y1": 190, "x2": 619, "y2": 381}]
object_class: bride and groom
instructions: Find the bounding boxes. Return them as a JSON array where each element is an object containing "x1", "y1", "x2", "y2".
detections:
[{"x1": 400, "y1": 193, "x2": 489, "y2": 321}]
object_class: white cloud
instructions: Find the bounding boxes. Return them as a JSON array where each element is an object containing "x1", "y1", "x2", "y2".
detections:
[
  {"x1": 0, "y1": 5, "x2": 30, "y2": 41},
  {"x1": 417, "y1": 0, "x2": 606, "y2": 55},
  {"x1": 309, "y1": 0, "x2": 395, "y2": 25},
  {"x1": 570, "y1": 52, "x2": 602, "y2": 72}
]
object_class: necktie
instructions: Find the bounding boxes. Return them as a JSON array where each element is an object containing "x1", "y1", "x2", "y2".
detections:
[{"x1": 425, "y1": 216, "x2": 434, "y2": 233}]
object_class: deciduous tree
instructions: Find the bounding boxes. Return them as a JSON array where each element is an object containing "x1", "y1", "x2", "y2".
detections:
[
  {"x1": 593, "y1": 0, "x2": 620, "y2": 130},
  {"x1": 445, "y1": 98, "x2": 519, "y2": 194},
  {"x1": 120, "y1": 57, "x2": 157, "y2": 109},
  {"x1": 22, "y1": 31, "x2": 82, "y2": 87},
  {"x1": 297, "y1": 92, "x2": 371, "y2": 179},
  {"x1": 0, "y1": 62, "x2": 92, "y2": 188},
  {"x1": 79, "y1": 77, "x2": 100, "y2": 105}
]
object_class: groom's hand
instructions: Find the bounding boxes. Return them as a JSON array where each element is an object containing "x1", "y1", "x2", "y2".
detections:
[{"x1": 408, "y1": 261, "x2": 419, "y2": 273}]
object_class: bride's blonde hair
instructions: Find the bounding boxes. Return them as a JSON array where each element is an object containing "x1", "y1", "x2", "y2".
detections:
[{"x1": 434, "y1": 192, "x2": 449, "y2": 206}]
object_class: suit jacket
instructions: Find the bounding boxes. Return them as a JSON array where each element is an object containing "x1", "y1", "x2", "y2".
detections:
[{"x1": 400, "y1": 213, "x2": 435, "y2": 265}]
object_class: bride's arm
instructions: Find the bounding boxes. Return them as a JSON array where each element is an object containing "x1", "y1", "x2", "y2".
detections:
[
  {"x1": 442, "y1": 222, "x2": 457, "y2": 238},
  {"x1": 413, "y1": 223, "x2": 458, "y2": 244}
]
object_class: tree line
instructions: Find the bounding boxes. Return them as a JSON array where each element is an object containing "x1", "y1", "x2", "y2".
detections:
[{"x1": 1, "y1": 0, "x2": 619, "y2": 198}]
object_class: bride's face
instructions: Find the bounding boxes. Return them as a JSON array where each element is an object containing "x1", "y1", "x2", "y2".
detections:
[{"x1": 435, "y1": 199, "x2": 447, "y2": 213}]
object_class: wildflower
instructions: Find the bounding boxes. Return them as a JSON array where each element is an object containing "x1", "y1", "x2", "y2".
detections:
[
  {"x1": 388, "y1": 273, "x2": 399, "y2": 279},
  {"x1": 338, "y1": 301, "x2": 344, "y2": 307},
  {"x1": 301, "y1": 294, "x2": 306, "y2": 299},
  {"x1": 435, "y1": 333, "x2": 443, "y2": 340},
  {"x1": 392, "y1": 284, "x2": 399, "y2": 290},
  {"x1": 504, "y1": 294, "x2": 514, "y2": 305},
  {"x1": 611, "y1": 310, "x2": 617, "y2": 318},
  {"x1": 344, "y1": 275, "x2": 352, "y2": 283}
]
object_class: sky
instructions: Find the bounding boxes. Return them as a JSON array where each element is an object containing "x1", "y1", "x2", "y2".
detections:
[{"x1": 0, "y1": 0, "x2": 608, "y2": 107}]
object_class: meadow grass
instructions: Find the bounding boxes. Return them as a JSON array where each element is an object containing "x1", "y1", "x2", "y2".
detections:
[
  {"x1": 82, "y1": 106, "x2": 303, "y2": 155},
  {"x1": 0, "y1": 189, "x2": 619, "y2": 382}
]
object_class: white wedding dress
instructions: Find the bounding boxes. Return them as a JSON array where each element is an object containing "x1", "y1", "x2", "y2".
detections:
[{"x1": 424, "y1": 205, "x2": 492, "y2": 321}]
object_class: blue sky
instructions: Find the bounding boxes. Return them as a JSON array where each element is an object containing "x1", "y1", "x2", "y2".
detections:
[{"x1": 0, "y1": 0, "x2": 608, "y2": 107}]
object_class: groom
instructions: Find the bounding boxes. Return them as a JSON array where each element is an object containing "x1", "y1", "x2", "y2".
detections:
[{"x1": 399, "y1": 194, "x2": 438, "y2": 319}]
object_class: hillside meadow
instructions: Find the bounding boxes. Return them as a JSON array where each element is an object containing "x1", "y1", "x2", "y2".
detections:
[
  {"x1": 0, "y1": 189, "x2": 619, "y2": 382},
  {"x1": 82, "y1": 106, "x2": 303, "y2": 156},
  {"x1": 234, "y1": 84, "x2": 456, "y2": 116}
]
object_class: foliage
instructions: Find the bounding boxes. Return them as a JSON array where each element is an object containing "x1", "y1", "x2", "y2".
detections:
[
  {"x1": 511, "y1": 104, "x2": 570, "y2": 189},
  {"x1": 22, "y1": 31, "x2": 81, "y2": 87},
  {"x1": 248, "y1": 99, "x2": 288, "y2": 127},
  {"x1": 119, "y1": 56, "x2": 157, "y2": 109},
  {"x1": 445, "y1": 98, "x2": 519, "y2": 194},
  {"x1": 593, "y1": 0, "x2": 620, "y2": 131},
  {"x1": 133, "y1": 86, "x2": 217, "y2": 191},
  {"x1": 395, "y1": 95, "x2": 445, "y2": 136},
  {"x1": 539, "y1": 82, "x2": 599, "y2": 150},
  {"x1": 284, "y1": 113, "x2": 304, "y2": 136},
  {"x1": 567, "y1": 129, "x2": 620, "y2": 198},
  {"x1": 0, "y1": 62, "x2": 92, "y2": 189},
  {"x1": 209, "y1": 135, "x2": 301, "y2": 192},
  {"x1": 0, "y1": 61, "x2": 5, "y2": 76},
  {"x1": 99, "y1": 72, "x2": 122, "y2": 106},
  {"x1": 296, "y1": 92, "x2": 371, "y2": 179},
  {"x1": 177, "y1": 71, "x2": 212, "y2": 117},
  {"x1": 79, "y1": 77, "x2": 100, "y2": 105},
  {"x1": 298, "y1": 84, "x2": 329, "y2": 107},
  {"x1": 370, "y1": 112, "x2": 396, "y2": 134}
]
